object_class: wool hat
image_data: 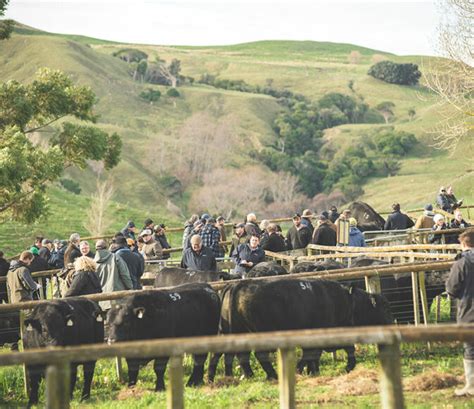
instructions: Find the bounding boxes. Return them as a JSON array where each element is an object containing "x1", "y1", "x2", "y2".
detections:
[
  {"x1": 424, "y1": 204, "x2": 433, "y2": 211},
  {"x1": 433, "y1": 214, "x2": 444, "y2": 223}
]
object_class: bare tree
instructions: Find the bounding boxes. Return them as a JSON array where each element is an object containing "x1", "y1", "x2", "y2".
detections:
[
  {"x1": 83, "y1": 178, "x2": 115, "y2": 236},
  {"x1": 423, "y1": 0, "x2": 474, "y2": 154}
]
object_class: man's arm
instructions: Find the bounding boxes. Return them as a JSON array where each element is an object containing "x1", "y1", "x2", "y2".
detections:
[
  {"x1": 446, "y1": 259, "x2": 465, "y2": 299},
  {"x1": 115, "y1": 254, "x2": 133, "y2": 290}
]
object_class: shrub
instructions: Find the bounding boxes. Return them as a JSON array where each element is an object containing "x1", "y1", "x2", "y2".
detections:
[
  {"x1": 368, "y1": 61, "x2": 421, "y2": 85},
  {"x1": 372, "y1": 128, "x2": 418, "y2": 156},
  {"x1": 166, "y1": 88, "x2": 180, "y2": 97},
  {"x1": 140, "y1": 88, "x2": 161, "y2": 103},
  {"x1": 112, "y1": 48, "x2": 148, "y2": 63},
  {"x1": 60, "y1": 178, "x2": 81, "y2": 195}
]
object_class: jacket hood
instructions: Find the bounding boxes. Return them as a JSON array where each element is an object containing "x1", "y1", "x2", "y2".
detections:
[
  {"x1": 95, "y1": 249, "x2": 113, "y2": 263},
  {"x1": 349, "y1": 227, "x2": 362, "y2": 236},
  {"x1": 8, "y1": 260, "x2": 25, "y2": 271}
]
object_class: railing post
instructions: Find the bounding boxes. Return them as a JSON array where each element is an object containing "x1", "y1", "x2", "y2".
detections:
[
  {"x1": 418, "y1": 272, "x2": 429, "y2": 325},
  {"x1": 378, "y1": 340, "x2": 404, "y2": 409},
  {"x1": 277, "y1": 348, "x2": 296, "y2": 409},
  {"x1": 115, "y1": 357, "x2": 125, "y2": 383},
  {"x1": 411, "y1": 271, "x2": 420, "y2": 325},
  {"x1": 46, "y1": 360, "x2": 70, "y2": 409},
  {"x1": 167, "y1": 355, "x2": 184, "y2": 409},
  {"x1": 365, "y1": 275, "x2": 381, "y2": 294}
]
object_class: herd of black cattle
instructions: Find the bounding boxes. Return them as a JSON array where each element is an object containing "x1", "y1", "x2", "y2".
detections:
[{"x1": 0, "y1": 256, "x2": 450, "y2": 406}]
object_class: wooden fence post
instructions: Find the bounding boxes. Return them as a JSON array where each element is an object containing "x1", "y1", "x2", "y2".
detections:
[
  {"x1": 19, "y1": 310, "x2": 29, "y2": 398},
  {"x1": 46, "y1": 360, "x2": 70, "y2": 409},
  {"x1": 115, "y1": 357, "x2": 125, "y2": 383},
  {"x1": 277, "y1": 348, "x2": 296, "y2": 409},
  {"x1": 365, "y1": 275, "x2": 381, "y2": 294},
  {"x1": 378, "y1": 340, "x2": 404, "y2": 409},
  {"x1": 411, "y1": 272, "x2": 420, "y2": 325},
  {"x1": 167, "y1": 355, "x2": 184, "y2": 409},
  {"x1": 418, "y1": 272, "x2": 429, "y2": 325}
]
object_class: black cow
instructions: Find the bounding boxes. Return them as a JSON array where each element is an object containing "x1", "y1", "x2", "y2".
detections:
[
  {"x1": 153, "y1": 267, "x2": 232, "y2": 288},
  {"x1": 208, "y1": 278, "x2": 392, "y2": 382},
  {"x1": 0, "y1": 311, "x2": 20, "y2": 348},
  {"x1": 246, "y1": 262, "x2": 288, "y2": 277},
  {"x1": 349, "y1": 257, "x2": 389, "y2": 268},
  {"x1": 23, "y1": 298, "x2": 104, "y2": 406},
  {"x1": 107, "y1": 283, "x2": 220, "y2": 390},
  {"x1": 348, "y1": 201, "x2": 385, "y2": 232},
  {"x1": 289, "y1": 260, "x2": 345, "y2": 274}
]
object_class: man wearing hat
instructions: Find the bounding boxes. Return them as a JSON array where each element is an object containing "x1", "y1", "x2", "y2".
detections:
[
  {"x1": 429, "y1": 214, "x2": 448, "y2": 244},
  {"x1": 301, "y1": 209, "x2": 314, "y2": 235},
  {"x1": 229, "y1": 223, "x2": 248, "y2": 257},
  {"x1": 312, "y1": 214, "x2": 337, "y2": 246},
  {"x1": 414, "y1": 204, "x2": 436, "y2": 243},
  {"x1": 121, "y1": 220, "x2": 138, "y2": 241},
  {"x1": 143, "y1": 218, "x2": 154, "y2": 231},
  {"x1": 140, "y1": 229, "x2": 163, "y2": 260}
]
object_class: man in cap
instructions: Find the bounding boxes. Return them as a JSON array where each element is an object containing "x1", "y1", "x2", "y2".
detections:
[
  {"x1": 230, "y1": 223, "x2": 248, "y2": 257},
  {"x1": 181, "y1": 235, "x2": 217, "y2": 272},
  {"x1": 121, "y1": 220, "x2": 138, "y2": 241},
  {"x1": 140, "y1": 229, "x2": 163, "y2": 260},
  {"x1": 143, "y1": 218, "x2": 154, "y2": 231},
  {"x1": 414, "y1": 204, "x2": 436, "y2": 243}
]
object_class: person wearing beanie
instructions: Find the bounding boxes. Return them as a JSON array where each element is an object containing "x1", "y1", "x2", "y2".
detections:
[
  {"x1": 311, "y1": 214, "x2": 336, "y2": 247},
  {"x1": 429, "y1": 214, "x2": 448, "y2": 244},
  {"x1": 414, "y1": 204, "x2": 436, "y2": 242},
  {"x1": 446, "y1": 231, "x2": 474, "y2": 397},
  {"x1": 143, "y1": 218, "x2": 154, "y2": 231},
  {"x1": 348, "y1": 218, "x2": 366, "y2": 247},
  {"x1": 384, "y1": 203, "x2": 415, "y2": 230}
]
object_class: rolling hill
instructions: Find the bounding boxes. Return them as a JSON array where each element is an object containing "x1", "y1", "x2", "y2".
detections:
[{"x1": 0, "y1": 22, "x2": 472, "y2": 254}]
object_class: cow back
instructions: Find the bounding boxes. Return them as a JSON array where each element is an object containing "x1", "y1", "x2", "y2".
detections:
[{"x1": 349, "y1": 201, "x2": 385, "y2": 232}]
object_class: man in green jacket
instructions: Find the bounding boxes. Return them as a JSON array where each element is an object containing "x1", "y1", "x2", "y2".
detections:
[{"x1": 7, "y1": 251, "x2": 39, "y2": 303}]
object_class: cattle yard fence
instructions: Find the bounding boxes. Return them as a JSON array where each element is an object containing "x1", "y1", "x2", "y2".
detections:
[{"x1": 0, "y1": 324, "x2": 472, "y2": 409}]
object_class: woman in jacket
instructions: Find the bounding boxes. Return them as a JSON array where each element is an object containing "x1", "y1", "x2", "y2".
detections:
[
  {"x1": 65, "y1": 256, "x2": 102, "y2": 297},
  {"x1": 348, "y1": 218, "x2": 366, "y2": 247}
]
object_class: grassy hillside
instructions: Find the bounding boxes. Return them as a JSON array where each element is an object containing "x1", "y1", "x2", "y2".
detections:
[{"x1": 0, "y1": 23, "x2": 472, "y2": 253}]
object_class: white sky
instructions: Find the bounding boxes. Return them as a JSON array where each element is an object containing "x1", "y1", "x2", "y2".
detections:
[{"x1": 5, "y1": 0, "x2": 441, "y2": 55}]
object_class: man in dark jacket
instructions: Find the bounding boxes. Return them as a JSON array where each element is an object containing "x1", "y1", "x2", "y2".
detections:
[
  {"x1": 229, "y1": 223, "x2": 248, "y2": 257},
  {"x1": 0, "y1": 251, "x2": 10, "y2": 303},
  {"x1": 301, "y1": 209, "x2": 314, "y2": 235},
  {"x1": 261, "y1": 223, "x2": 287, "y2": 253},
  {"x1": 328, "y1": 206, "x2": 340, "y2": 224},
  {"x1": 312, "y1": 215, "x2": 337, "y2": 246},
  {"x1": 180, "y1": 235, "x2": 217, "y2": 272},
  {"x1": 154, "y1": 224, "x2": 171, "y2": 260},
  {"x1": 120, "y1": 221, "x2": 138, "y2": 241},
  {"x1": 446, "y1": 231, "x2": 474, "y2": 396},
  {"x1": 113, "y1": 236, "x2": 145, "y2": 289},
  {"x1": 64, "y1": 233, "x2": 82, "y2": 265},
  {"x1": 48, "y1": 240, "x2": 67, "y2": 269},
  {"x1": 233, "y1": 235, "x2": 265, "y2": 277},
  {"x1": 384, "y1": 203, "x2": 414, "y2": 230},
  {"x1": 245, "y1": 213, "x2": 262, "y2": 237},
  {"x1": 286, "y1": 214, "x2": 312, "y2": 250},
  {"x1": 7, "y1": 251, "x2": 39, "y2": 303},
  {"x1": 38, "y1": 239, "x2": 52, "y2": 262}
]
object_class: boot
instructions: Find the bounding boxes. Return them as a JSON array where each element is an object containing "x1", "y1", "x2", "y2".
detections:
[{"x1": 455, "y1": 359, "x2": 474, "y2": 397}]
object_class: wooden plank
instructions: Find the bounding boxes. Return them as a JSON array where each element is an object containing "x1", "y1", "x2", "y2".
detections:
[
  {"x1": 277, "y1": 348, "x2": 296, "y2": 409},
  {"x1": 1, "y1": 325, "x2": 473, "y2": 368},
  {"x1": 19, "y1": 310, "x2": 29, "y2": 398},
  {"x1": 115, "y1": 357, "x2": 125, "y2": 383},
  {"x1": 167, "y1": 355, "x2": 184, "y2": 409},
  {"x1": 418, "y1": 272, "x2": 429, "y2": 325},
  {"x1": 411, "y1": 272, "x2": 421, "y2": 326},
  {"x1": 46, "y1": 361, "x2": 70, "y2": 409},
  {"x1": 378, "y1": 340, "x2": 404, "y2": 409},
  {"x1": 365, "y1": 275, "x2": 381, "y2": 294}
]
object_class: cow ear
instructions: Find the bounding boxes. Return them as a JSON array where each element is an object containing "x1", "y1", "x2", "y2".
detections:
[
  {"x1": 24, "y1": 319, "x2": 41, "y2": 332},
  {"x1": 92, "y1": 310, "x2": 106, "y2": 323},
  {"x1": 348, "y1": 285, "x2": 354, "y2": 295},
  {"x1": 65, "y1": 315, "x2": 74, "y2": 327},
  {"x1": 133, "y1": 307, "x2": 146, "y2": 319}
]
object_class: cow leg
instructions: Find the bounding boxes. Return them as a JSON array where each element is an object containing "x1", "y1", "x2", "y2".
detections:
[
  {"x1": 255, "y1": 351, "x2": 277, "y2": 380},
  {"x1": 153, "y1": 357, "x2": 169, "y2": 391},
  {"x1": 187, "y1": 354, "x2": 206, "y2": 387},
  {"x1": 70, "y1": 364, "x2": 78, "y2": 398},
  {"x1": 345, "y1": 346, "x2": 356, "y2": 372},
  {"x1": 27, "y1": 365, "x2": 43, "y2": 407},
  {"x1": 305, "y1": 349, "x2": 322, "y2": 375},
  {"x1": 126, "y1": 358, "x2": 140, "y2": 387},
  {"x1": 237, "y1": 352, "x2": 254, "y2": 378},
  {"x1": 224, "y1": 353, "x2": 234, "y2": 377},
  {"x1": 208, "y1": 352, "x2": 221, "y2": 383},
  {"x1": 81, "y1": 361, "x2": 96, "y2": 401}
]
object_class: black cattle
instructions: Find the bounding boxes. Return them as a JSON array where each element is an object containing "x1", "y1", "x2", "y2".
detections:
[
  {"x1": 0, "y1": 311, "x2": 20, "y2": 348},
  {"x1": 349, "y1": 257, "x2": 389, "y2": 268},
  {"x1": 246, "y1": 262, "x2": 288, "y2": 277},
  {"x1": 289, "y1": 260, "x2": 345, "y2": 274},
  {"x1": 153, "y1": 267, "x2": 232, "y2": 288},
  {"x1": 348, "y1": 201, "x2": 385, "y2": 232},
  {"x1": 208, "y1": 278, "x2": 392, "y2": 382},
  {"x1": 23, "y1": 298, "x2": 104, "y2": 406},
  {"x1": 107, "y1": 283, "x2": 220, "y2": 390}
]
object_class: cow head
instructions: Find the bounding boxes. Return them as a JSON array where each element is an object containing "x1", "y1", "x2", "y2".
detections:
[
  {"x1": 107, "y1": 303, "x2": 148, "y2": 344},
  {"x1": 349, "y1": 286, "x2": 394, "y2": 326}
]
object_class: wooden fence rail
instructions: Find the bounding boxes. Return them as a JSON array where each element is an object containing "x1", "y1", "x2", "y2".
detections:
[{"x1": 0, "y1": 324, "x2": 473, "y2": 409}]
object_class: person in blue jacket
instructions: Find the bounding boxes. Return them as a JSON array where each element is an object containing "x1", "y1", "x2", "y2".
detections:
[{"x1": 348, "y1": 218, "x2": 366, "y2": 247}]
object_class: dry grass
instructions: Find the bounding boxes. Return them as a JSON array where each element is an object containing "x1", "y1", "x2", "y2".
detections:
[{"x1": 405, "y1": 370, "x2": 463, "y2": 392}]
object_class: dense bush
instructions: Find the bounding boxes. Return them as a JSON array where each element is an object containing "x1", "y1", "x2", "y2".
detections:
[
  {"x1": 60, "y1": 178, "x2": 81, "y2": 195},
  {"x1": 112, "y1": 48, "x2": 148, "y2": 63},
  {"x1": 139, "y1": 88, "x2": 161, "y2": 103},
  {"x1": 166, "y1": 88, "x2": 180, "y2": 97},
  {"x1": 368, "y1": 61, "x2": 421, "y2": 85},
  {"x1": 372, "y1": 128, "x2": 418, "y2": 156}
]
